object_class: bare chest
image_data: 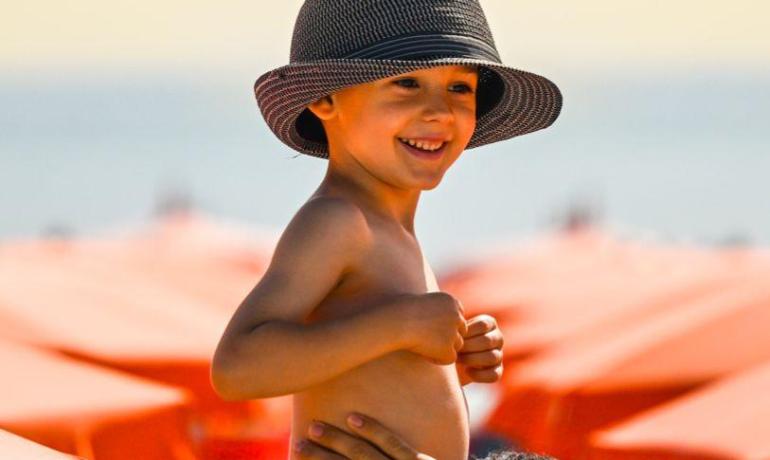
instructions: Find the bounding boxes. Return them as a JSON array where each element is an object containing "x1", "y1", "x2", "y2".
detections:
[
  {"x1": 293, "y1": 225, "x2": 469, "y2": 459},
  {"x1": 307, "y1": 227, "x2": 440, "y2": 322}
]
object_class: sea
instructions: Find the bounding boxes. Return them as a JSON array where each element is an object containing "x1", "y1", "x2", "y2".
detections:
[{"x1": 2, "y1": 68, "x2": 768, "y2": 272}]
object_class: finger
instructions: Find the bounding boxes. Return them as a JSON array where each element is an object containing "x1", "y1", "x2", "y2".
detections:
[
  {"x1": 457, "y1": 330, "x2": 503, "y2": 353},
  {"x1": 457, "y1": 316, "x2": 468, "y2": 336},
  {"x1": 462, "y1": 315, "x2": 497, "y2": 338},
  {"x1": 306, "y1": 421, "x2": 387, "y2": 460},
  {"x1": 345, "y1": 413, "x2": 422, "y2": 460},
  {"x1": 466, "y1": 365, "x2": 503, "y2": 383},
  {"x1": 295, "y1": 439, "x2": 347, "y2": 460},
  {"x1": 453, "y1": 332, "x2": 464, "y2": 352},
  {"x1": 456, "y1": 349, "x2": 503, "y2": 368}
]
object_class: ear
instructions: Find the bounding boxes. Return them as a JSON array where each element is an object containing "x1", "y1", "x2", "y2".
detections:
[{"x1": 306, "y1": 95, "x2": 336, "y2": 121}]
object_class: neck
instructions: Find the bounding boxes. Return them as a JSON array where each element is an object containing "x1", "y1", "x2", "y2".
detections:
[{"x1": 315, "y1": 152, "x2": 420, "y2": 235}]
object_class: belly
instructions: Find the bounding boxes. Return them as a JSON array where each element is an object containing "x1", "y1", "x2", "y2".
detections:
[{"x1": 289, "y1": 350, "x2": 470, "y2": 460}]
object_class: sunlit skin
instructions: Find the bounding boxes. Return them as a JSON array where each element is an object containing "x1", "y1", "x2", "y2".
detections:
[
  {"x1": 276, "y1": 65, "x2": 494, "y2": 460},
  {"x1": 211, "y1": 65, "x2": 502, "y2": 460},
  {"x1": 308, "y1": 64, "x2": 478, "y2": 234}
]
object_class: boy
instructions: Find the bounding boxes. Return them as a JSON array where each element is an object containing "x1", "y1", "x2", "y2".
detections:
[{"x1": 211, "y1": 1, "x2": 562, "y2": 458}]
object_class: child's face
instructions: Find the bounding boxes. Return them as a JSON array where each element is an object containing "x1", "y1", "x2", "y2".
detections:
[{"x1": 311, "y1": 65, "x2": 478, "y2": 191}]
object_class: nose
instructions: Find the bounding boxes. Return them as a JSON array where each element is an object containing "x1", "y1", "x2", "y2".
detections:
[{"x1": 420, "y1": 88, "x2": 455, "y2": 123}]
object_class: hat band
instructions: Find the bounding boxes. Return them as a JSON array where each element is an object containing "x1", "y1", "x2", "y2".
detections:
[{"x1": 342, "y1": 33, "x2": 501, "y2": 62}]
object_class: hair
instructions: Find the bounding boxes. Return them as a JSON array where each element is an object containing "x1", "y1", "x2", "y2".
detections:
[{"x1": 473, "y1": 449, "x2": 556, "y2": 460}]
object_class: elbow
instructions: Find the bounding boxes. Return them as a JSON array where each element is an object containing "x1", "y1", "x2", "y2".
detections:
[
  {"x1": 210, "y1": 341, "x2": 253, "y2": 401},
  {"x1": 210, "y1": 324, "x2": 292, "y2": 400},
  {"x1": 210, "y1": 373, "x2": 240, "y2": 402},
  {"x1": 210, "y1": 355, "x2": 243, "y2": 401},
  {"x1": 210, "y1": 344, "x2": 279, "y2": 401},
  {"x1": 209, "y1": 364, "x2": 280, "y2": 401}
]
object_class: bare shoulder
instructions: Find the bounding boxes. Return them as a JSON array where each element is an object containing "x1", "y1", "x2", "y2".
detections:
[
  {"x1": 277, "y1": 196, "x2": 373, "y2": 274},
  {"x1": 258, "y1": 194, "x2": 373, "y2": 308},
  {"x1": 217, "y1": 196, "x2": 372, "y2": 340},
  {"x1": 288, "y1": 196, "x2": 372, "y2": 253}
]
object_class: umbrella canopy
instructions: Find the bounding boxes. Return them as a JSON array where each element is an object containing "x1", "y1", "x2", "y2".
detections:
[
  {"x1": 0, "y1": 212, "x2": 293, "y2": 456},
  {"x1": 0, "y1": 338, "x2": 195, "y2": 459},
  {"x1": 89, "y1": 210, "x2": 277, "y2": 309},
  {"x1": 0, "y1": 211, "x2": 274, "y2": 404},
  {"x1": 0, "y1": 239, "x2": 232, "y2": 400},
  {"x1": 485, "y1": 263, "x2": 770, "y2": 459},
  {"x1": 439, "y1": 227, "x2": 757, "y2": 361},
  {"x1": 0, "y1": 428, "x2": 85, "y2": 460},
  {"x1": 587, "y1": 360, "x2": 770, "y2": 460},
  {"x1": 3, "y1": 210, "x2": 276, "y2": 313}
]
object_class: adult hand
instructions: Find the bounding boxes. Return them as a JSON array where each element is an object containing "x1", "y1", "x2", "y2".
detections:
[
  {"x1": 294, "y1": 412, "x2": 436, "y2": 460},
  {"x1": 455, "y1": 314, "x2": 504, "y2": 385}
]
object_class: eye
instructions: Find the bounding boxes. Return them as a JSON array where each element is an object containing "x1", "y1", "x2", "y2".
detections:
[
  {"x1": 393, "y1": 78, "x2": 419, "y2": 89},
  {"x1": 392, "y1": 78, "x2": 475, "y2": 94},
  {"x1": 451, "y1": 83, "x2": 475, "y2": 94}
]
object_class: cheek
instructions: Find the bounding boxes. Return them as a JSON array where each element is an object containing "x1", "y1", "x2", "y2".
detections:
[
  {"x1": 459, "y1": 107, "x2": 477, "y2": 136},
  {"x1": 351, "y1": 103, "x2": 404, "y2": 140}
]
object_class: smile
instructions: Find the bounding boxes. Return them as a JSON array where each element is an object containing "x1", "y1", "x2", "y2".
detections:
[{"x1": 397, "y1": 137, "x2": 448, "y2": 159}]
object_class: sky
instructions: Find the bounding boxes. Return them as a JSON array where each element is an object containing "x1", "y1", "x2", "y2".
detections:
[{"x1": 3, "y1": 1, "x2": 769, "y2": 76}]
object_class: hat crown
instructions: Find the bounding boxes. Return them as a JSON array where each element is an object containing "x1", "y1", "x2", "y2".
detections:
[{"x1": 290, "y1": 0, "x2": 500, "y2": 63}]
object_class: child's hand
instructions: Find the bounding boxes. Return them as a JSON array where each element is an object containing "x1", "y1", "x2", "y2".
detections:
[
  {"x1": 400, "y1": 292, "x2": 468, "y2": 365},
  {"x1": 455, "y1": 315, "x2": 504, "y2": 385}
]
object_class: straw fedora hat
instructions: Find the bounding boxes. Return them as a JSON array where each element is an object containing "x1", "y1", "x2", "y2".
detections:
[{"x1": 254, "y1": 0, "x2": 563, "y2": 159}]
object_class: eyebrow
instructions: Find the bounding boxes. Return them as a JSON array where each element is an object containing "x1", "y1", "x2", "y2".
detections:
[{"x1": 455, "y1": 66, "x2": 479, "y2": 74}]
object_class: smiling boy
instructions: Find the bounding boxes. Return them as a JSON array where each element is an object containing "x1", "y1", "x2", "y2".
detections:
[{"x1": 210, "y1": 1, "x2": 561, "y2": 459}]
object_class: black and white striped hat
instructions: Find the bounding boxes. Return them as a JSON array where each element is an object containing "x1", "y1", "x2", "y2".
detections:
[{"x1": 254, "y1": 0, "x2": 563, "y2": 159}]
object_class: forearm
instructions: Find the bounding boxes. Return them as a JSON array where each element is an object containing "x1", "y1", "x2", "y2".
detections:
[{"x1": 214, "y1": 300, "x2": 407, "y2": 399}]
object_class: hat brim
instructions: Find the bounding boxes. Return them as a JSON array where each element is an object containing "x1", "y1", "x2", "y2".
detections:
[{"x1": 254, "y1": 57, "x2": 562, "y2": 159}]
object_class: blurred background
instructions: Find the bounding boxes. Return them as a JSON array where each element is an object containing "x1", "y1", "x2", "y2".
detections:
[{"x1": 2, "y1": 1, "x2": 769, "y2": 459}]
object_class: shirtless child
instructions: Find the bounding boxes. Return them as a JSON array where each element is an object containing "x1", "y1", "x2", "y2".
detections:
[{"x1": 210, "y1": 1, "x2": 562, "y2": 458}]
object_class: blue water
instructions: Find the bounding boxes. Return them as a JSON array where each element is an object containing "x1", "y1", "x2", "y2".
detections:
[{"x1": 2, "y1": 69, "x2": 768, "y2": 271}]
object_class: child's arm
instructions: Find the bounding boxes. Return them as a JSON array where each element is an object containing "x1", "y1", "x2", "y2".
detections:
[
  {"x1": 210, "y1": 197, "x2": 409, "y2": 400},
  {"x1": 214, "y1": 295, "x2": 412, "y2": 400}
]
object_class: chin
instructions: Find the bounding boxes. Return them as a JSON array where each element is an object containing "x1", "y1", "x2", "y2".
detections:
[
  {"x1": 412, "y1": 175, "x2": 443, "y2": 191},
  {"x1": 397, "y1": 163, "x2": 449, "y2": 190}
]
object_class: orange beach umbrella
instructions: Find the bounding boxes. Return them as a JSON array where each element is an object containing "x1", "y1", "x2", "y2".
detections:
[
  {"x1": 0, "y1": 213, "x2": 292, "y2": 455},
  {"x1": 440, "y1": 227, "x2": 761, "y2": 360},
  {"x1": 1, "y1": 428, "x2": 85, "y2": 460},
  {"x1": 587, "y1": 360, "x2": 770, "y2": 460},
  {"x1": 81, "y1": 210, "x2": 277, "y2": 309},
  {"x1": 0, "y1": 338, "x2": 195, "y2": 459},
  {"x1": 486, "y1": 264, "x2": 770, "y2": 459}
]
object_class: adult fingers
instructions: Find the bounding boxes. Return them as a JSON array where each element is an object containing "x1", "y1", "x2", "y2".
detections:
[
  {"x1": 345, "y1": 413, "x2": 433, "y2": 460},
  {"x1": 457, "y1": 329, "x2": 503, "y2": 353},
  {"x1": 305, "y1": 421, "x2": 390, "y2": 460},
  {"x1": 457, "y1": 349, "x2": 503, "y2": 368},
  {"x1": 462, "y1": 315, "x2": 497, "y2": 338},
  {"x1": 295, "y1": 438, "x2": 348, "y2": 460}
]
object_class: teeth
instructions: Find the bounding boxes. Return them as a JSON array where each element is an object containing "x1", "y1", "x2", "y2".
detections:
[{"x1": 399, "y1": 137, "x2": 444, "y2": 151}]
